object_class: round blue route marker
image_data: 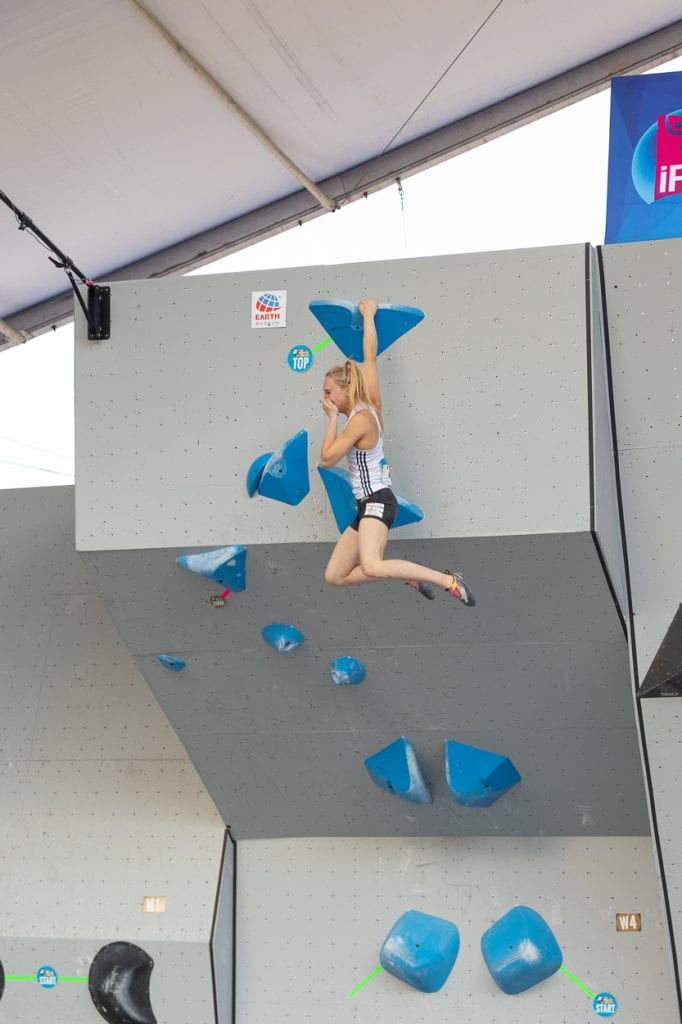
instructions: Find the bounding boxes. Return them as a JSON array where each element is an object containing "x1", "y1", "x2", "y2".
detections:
[
  {"x1": 287, "y1": 345, "x2": 313, "y2": 373},
  {"x1": 37, "y1": 966, "x2": 58, "y2": 989},
  {"x1": 593, "y1": 992, "x2": 618, "y2": 1017}
]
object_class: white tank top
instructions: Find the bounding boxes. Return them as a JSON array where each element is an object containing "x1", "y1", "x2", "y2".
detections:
[{"x1": 346, "y1": 403, "x2": 392, "y2": 499}]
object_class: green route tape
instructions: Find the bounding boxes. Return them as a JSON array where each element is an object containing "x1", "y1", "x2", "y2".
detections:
[
  {"x1": 7, "y1": 975, "x2": 88, "y2": 983},
  {"x1": 348, "y1": 964, "x2": 383, "y2": 998},
  {"x1": 311, "y1": 337, "x2": 332, "y2": 355},
  {"x1": 560, "y1": 964, "x2": 596, "y2": 999},
  {"x1": 347, "y1": 962, "x2": 596, "y2": 1001}
]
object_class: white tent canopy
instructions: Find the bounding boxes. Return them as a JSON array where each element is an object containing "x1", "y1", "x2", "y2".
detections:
[{"x1": 1, "y1": 0, "x2": 681, "y2": 348}]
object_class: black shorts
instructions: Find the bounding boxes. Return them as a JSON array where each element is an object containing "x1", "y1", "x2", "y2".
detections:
[{"x1": 350, "y1": 488, "x2": 398, "y2": 531}]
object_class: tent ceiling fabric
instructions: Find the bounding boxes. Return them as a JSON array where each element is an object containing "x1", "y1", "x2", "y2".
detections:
[{"x1": 1, "y1": 0, "x2": 681, "y2": 346}]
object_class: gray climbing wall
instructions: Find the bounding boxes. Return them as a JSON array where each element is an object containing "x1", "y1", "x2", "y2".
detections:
[
  {"x1": 600, "y1": 239, "x2": 682, "y2": 682},
  {"x1": 235, "y1": 836, "x2": 677, "y2": 1023},
  {"x1": 73, "y1": 241, "x2": 633, "y2": 843},
  {"x1": 82, "y1": 532, "x2": 641, "y2": 840},
  {"x1": 590, "y1": 247, "x2": 628, "y2": 617},
  {"x1": 601, "y1": 236, "x2": 682, "y2": 1005},
  {"x1": 0, "y1": 486, "x2": 230, "y2": 1024},
  {"x1": 74, "y1": 244, "x2": 595, "y2": 551},
  {"x1": 639, "y1": 701, "x2": 682, "y2": 955},
  {"x1": 33, "y1": 236, "x2": 680, "y2": 1020}
]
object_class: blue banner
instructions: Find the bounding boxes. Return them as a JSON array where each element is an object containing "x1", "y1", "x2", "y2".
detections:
[{"x1": 605, "y1": 71, "x2": 682, "y2": 243}]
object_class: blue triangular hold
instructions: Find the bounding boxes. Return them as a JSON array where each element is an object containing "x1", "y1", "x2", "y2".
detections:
[
  {"x1": 256, "y1": 429, "x2": 310, "y2": 506},
  {"x1": 246, "y1": 452, "x2": 271, "y2": 497},
  {"x1": 364, "y1": 737, "x2": 432, "y2": 805},
  {"x1": 317, "y1": 465, "x2": 423, "y2": 532},
  {"x1": 176, "y1": 545, "x2": 247, "y2": 591},
  {"x1": 308, "y1": 300, "x2": 424, "y2": 362},
  {"x1": 444, "y1": 740, "x2": 521, "y2": 808}
]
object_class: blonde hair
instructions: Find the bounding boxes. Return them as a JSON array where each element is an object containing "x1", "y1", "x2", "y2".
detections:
[{"x1": 325, "y1": 360, "x2": 372, "y2": 412}]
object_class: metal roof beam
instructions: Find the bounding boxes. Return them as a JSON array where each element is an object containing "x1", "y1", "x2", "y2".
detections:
[
  {"x1": 125, "y1": 0, "x2": 335, "y2": 212},
  {"x1": 3, "y1": 17, "x2": 681, "y2": 347}
]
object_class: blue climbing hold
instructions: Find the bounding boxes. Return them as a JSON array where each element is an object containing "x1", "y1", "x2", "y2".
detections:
[
  {"x1": 158, "y1": 655, "x2": 186, "y2": 672},
  {"x1": 481, "y1": 905, "x2": 563, "y2": 995},
  {"x1": 248, "y1": 429, "x2": 310, "y2": 506},
  {"x1": 330, "y1": 656, "x2": 366, "y2": 686},
  {"x1": 246, "y1": 452, "x2": 271, "y2": 497},
  {"x1": 317, "y1": 465, "x2": 423, "y2": 533},
  {"x1": 176, "y1": 545, "x2": 247, "y2": 591},
  {"x1": 261, "y1": 623, "x2": 305, "y2": 653},
  {"x1": 444, "y1": 739, "x2": 521, "y2": 807},
  {"x1": 364, "y1": 737, "x2": 431, "y2": 805},
  {"x1": 308, "y1": 300, "x2": 424, "y2": 362},
  {"x1": 380, "y1": 909, "x2": 460, "y2": 993}
]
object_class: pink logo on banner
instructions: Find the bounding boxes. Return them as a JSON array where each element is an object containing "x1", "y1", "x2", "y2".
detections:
[{"x1": 654, "y1": 113, "x2": 682, "y2": 200}]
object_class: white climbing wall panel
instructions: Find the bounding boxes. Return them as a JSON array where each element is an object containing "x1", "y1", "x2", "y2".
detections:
[
  {"x1": 600, "y1": 238, "x2": 682, "y2": 681},
  {"x1": 235, "y1": 836, "x2": 678, "y2": 1023},
  {"x1": 600, "y1": 236, "x2": 682, "y2": 1013},
  {"x1": 0, "y1": 486, "x2": 230, "y2": 1024},
  {"x1": 74, "y1": 245, "x2": 592, "y2": 551}
]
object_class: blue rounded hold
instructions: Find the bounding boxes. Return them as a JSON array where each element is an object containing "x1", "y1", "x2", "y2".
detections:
[
  {"x1": 158, "y1": 655, "x2": 186, "y2": 672},
  {"x1": 481, "y1": 905, "x2": 562, "y2": 995},
  {"x1": 330, "y1": 656, "x2": 366, "y2": 686},
  {"x1": 261, "y1": 623, "x2": 305, "y2": 653},
  {"x1": 380, "y1": 909, "x2": 460, "y2": 993}
]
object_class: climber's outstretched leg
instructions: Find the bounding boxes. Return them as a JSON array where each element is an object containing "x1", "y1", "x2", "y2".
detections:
[{"x1": 324, "y1": 517, "x2": 475, "y2": 605}]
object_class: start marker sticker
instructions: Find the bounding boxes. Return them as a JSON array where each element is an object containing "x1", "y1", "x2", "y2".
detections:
[
  {"x1": 37, "y1": 966, "x2": 58, "y2": 989},
  {"x1": 593, "y1": 992, "x2": 618, "y2": 1017}
]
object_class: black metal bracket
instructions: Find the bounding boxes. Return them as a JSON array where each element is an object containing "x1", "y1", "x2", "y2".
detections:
[
  {"x1": 1, "y1": 187, "x2": 109, "y2": 341},
  {"x1": 87, "y1": 285, "x2": 111, "y2": 340}
]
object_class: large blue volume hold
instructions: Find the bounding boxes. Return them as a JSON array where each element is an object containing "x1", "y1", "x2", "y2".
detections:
[
  {"x1": 308, "y1": 300, "x2": 424, "y2": 362},
  {"x1": 250, "y1": 429, "x2": 310, "y2": 506},
  {"x1": 317, "y1": 465, "x2": 423, "y2": 533},
  {"x1": 364, "y1": 737, "x2": 432, "y2": 805},
  {"x1": 481, "y1": 905, "x2": 563, "y2": 994},
  {"x1": 380, "y1": 909, "x2": 460, "y2": 993},
  {"x1": 176, "y1": 545, "x2": 247, "y2": 591},
  {"x1": 444, "y1": 739, "x2": 521, "y2": 807}
]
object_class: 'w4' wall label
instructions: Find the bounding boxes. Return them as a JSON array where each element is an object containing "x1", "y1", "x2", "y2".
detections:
[
  {"x1": 251, "y1": 290, "x2": 287, "y2": 328},
  {"x1": 615, "y1": 912, "x2": 641, "y2": 931}
]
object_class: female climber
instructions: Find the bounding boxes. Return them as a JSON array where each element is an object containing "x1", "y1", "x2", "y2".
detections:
[{"x1": 319, "y1": 298, "x2": 475, "y2": 606}]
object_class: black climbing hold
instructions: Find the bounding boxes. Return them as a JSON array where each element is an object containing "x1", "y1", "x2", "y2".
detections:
[{"x1": 89, "y1": 941, "x2": 157, "y2": 1024}]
